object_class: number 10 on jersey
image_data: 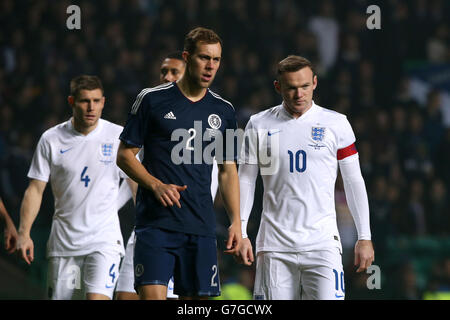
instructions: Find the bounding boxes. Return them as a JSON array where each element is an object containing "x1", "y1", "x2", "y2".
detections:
[{"x1": 288, "y1": 150, "x2": 307, "y2": 173}]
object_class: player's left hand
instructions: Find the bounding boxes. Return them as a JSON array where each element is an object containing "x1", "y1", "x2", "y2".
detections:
[
  {"x1": 236, "y1": 237, "x2": 254, "y2": 266},
  {"x1": 354, "y1": 240, "x2": 375, "y2": 272},
  {"x1": 224, "y1": 223, "x2": 242, "y2": 256}
]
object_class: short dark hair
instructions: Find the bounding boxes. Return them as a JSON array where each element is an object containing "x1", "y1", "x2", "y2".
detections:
[
  {"x1": 183, "y1": 27, "x2": 223, "y2": 54},
  {"x1": 165, "y1": 51, "x2": 184, "y2": 61},
  {"x1": 277, "y1": 55, "x2": 315, "y2": 77},
  {"x1": 70, "y1": 75, "x2": 104, "y2": 99}
]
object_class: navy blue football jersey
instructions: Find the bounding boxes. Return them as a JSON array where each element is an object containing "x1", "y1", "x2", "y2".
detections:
[{"x1": 120, "y1": 82, "x2": 238, "y2": 237}]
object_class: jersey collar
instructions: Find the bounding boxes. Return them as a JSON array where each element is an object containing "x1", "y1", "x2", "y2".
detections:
[
  {"x1": 67, "y1": 117, "x2": 103, "y2": 138},
  {"x1": 280, "y1": 100, "x2": 318, "y2": 121},
  {"x1": 174, "y1": 82, "x2": 208, "y2": 104}
]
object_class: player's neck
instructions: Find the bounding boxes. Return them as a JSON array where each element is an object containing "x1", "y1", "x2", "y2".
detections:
[
  {"x1": 177, "y1": 75, "x2": 207, "y2": 102},
  {"x1": 72, "y1": 118, "x2": 99, "y2": 136},
  {"x1": 283, "y1": 101, "x2": 313, "y2": 119}
]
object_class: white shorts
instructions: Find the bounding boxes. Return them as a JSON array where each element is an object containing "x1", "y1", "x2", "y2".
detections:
[
  {"x1": 115, "y1": 230, "x2": 179, "y2": 299},
  {"x1": 47, "y1": 250, "x2": 121, "y2": 300},
  {"x1": 254, "y1": 248, "x2": 345, "y2": 300}
]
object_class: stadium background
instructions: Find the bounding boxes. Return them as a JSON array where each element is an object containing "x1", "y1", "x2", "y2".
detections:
[{"x1": 0, "y1": 0, "x2": 449, "y2": 299}]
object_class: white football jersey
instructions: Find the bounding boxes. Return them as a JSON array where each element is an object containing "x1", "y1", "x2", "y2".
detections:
[
  {"x1": 240, "y1": 101, "x2": 357, "y2": 254},
  {"x1": 28, "y1": 118, "x2": 126, "y2": 257}
]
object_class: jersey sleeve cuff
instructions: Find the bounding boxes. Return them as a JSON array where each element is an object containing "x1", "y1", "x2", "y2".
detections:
[
  {"x1": 119, "y1": 137, "x2": 142, "y2": 148},
  {"x1": 27, "y1": 174, "x2": 49, "y2": 183}
]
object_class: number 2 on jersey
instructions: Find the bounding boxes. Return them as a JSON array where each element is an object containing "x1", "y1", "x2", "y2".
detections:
[
  {"x1": 186, "y1": 128, "x2": 196, "y2": 151},
  {"x1": 81, "y1": 166, "x2": 90, "y2": 187}
]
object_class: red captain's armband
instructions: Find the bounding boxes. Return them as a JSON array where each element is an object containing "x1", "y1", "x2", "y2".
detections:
[{"x1": 337, "y1": 143, "x2": 358, "y2": 160}]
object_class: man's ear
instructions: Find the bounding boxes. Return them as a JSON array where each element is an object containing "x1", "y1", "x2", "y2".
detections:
[
  {"x1": 274, "y1": 80, "x2": 281, "y2": 94},
  {"x1": 313, "y1": 75, "x2": 318, "y2": 90},
  {"x1": 182, "y1": 51, "x2": 189, "y2": 64},
  {"x1": 68, "y1": 95, "x2": 75, "y2": 106}
]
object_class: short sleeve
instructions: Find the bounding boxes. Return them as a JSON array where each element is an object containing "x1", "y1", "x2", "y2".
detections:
[
  {"x1": 27, "y1": 134, "x2": 51, "y2": 182},
  {"x1": 336, "y1": 116, "x2": 357, "y2": 161},
  {"x1": 119, "y1": 90, "x2": 152, "y2": 148},
  {"x1": 337, "y1": 116, "x2": 356, "y2": 150}
]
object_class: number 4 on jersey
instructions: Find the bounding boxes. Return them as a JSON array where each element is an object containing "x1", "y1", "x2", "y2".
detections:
[{"x1": 81, "y1": 166, "x2": 90, "y2": 187}]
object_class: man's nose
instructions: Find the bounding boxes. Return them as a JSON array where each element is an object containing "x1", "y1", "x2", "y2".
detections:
[{"x1": 164, "y1": 73, "x2": 172, "y2": 82}]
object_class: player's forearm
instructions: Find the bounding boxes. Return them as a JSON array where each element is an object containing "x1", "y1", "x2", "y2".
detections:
[
  {"x1": 339, "y1": 155, "x2": 371, "y2": 240},
  {"x1": 0, "y1": 199, "x2": 16, "y2": 231},
  {"x1": 238, "y1": 163, "x2": 259, "y2": 238},
  {"x1": 18, "y1": 184, "x2": 44, "y2": 237},
  {"x1": 0, "y1": 199, "x2": 9, "y2": 222},
  {"x1": 218, "y1": 163, "x2": 241, "y2": 227},
  {"x1": 117, "y1": 146, "x2": 163, "y2": 192}
]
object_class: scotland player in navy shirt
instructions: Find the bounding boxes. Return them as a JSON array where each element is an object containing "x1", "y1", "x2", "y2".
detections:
[{"x1": 117, "y1": 27, "x2": 242, "y2": 300}]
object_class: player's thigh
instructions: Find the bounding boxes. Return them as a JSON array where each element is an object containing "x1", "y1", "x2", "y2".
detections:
[
  {"x1": 83, "y1": 250, "x2": 121, "y2": 299},
  {"x1": 126, "y1": 230, "x2": 177, "y2": 299},
  {"x1": 133, "y1": 226, "x2": 177, "y2": 294},
  {"x1": 47, "y1": 256, "x2": 84, "y2": 300},
  {"x1": 115, "y1": 235, "x2": 136, "y2": 296},
  {"x1": 175, "y1": 234, "x2": 220, "y2": 298},
  {"x1": 253, "y1": 251, "x2": 300, "y2": 300},
  {"x1": 300, "y1": 248, "x2": 345, "y2": 300}
]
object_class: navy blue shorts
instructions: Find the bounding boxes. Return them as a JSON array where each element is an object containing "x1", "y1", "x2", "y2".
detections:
[{"x1": 133, "y1": 225, "x2": 221, "y2": 297}]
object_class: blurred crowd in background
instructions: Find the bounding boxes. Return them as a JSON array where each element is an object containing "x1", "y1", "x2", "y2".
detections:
[{"x1": 0, "y1": 0, "x2": 449, "y2": 299}]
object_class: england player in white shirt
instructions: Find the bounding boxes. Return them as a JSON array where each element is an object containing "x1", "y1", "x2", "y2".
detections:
[
  {"x1": 16, "y1": 75, "x2": 132, "y2": 300},
  {"x1": 238, "y1": 55, "x2": 374, "y2": 300}
]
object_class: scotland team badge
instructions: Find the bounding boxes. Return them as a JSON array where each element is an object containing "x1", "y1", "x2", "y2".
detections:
[
  {"x1": 311, "y1": 127, "x2": 326, "y2": 142},
  {"x1": 208, "y1": 114, "x2": 222, "y2": 130}
]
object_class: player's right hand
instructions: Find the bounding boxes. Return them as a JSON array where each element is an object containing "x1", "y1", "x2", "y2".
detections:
[
  {"x1": 237, "y1": 237, "x2": 254, "y2": 266},
  {"x1": 16, "y1": 235, "x2": 34, "y2": 265},
  {"x1": 153, "y1": 183, "x2": 187, "y2": 208},
  {"x1": 4, "y1": 221, "x2": 18, "y2": 254}
]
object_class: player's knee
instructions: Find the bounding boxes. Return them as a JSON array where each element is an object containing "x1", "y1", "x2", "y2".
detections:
[
  {"x1": 138, "y1": 284, "x2": 168, "y2": 300},
  {"x1": 115, "y1": 291, "x2": 140, "y2": 300}
]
